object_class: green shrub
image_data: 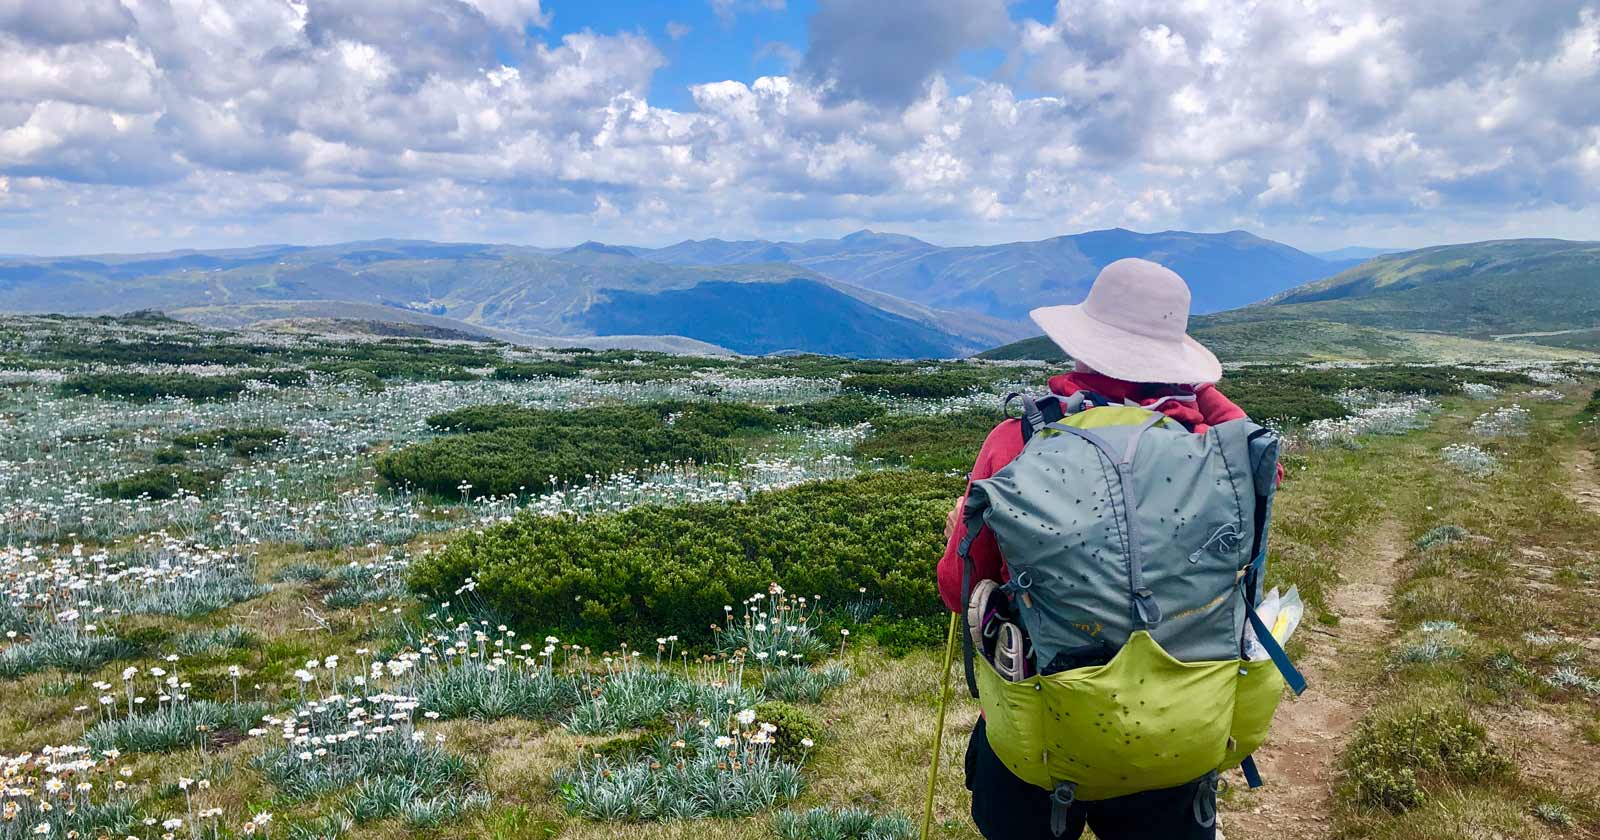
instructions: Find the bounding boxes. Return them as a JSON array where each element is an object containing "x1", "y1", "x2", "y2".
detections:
[
  {"x1": 424, "y1": 403, "x2": 578, "y2": 432},
  {"x1": 172, "y1": 426, "x2": 287, "y2": 456},
  {"x1": 51, "y1": 339, "x2": 259, "y2": 366},
  {"x1": 861, "y1": 614, "x2": 948, "y2": 657},
  {"x1": 1220, "y1": 380, "x2": 1348, "y2": 425},
  {"x1": 754, "y1": 701, "x2": 822, "y2": 764},
  {"x1": 244, "y1": 368, "x2": 311, "y2": 387},
  {"x1": 60, "y1": 373, "x2": 248, "y2": 401},
  {"x1": 333, "y1": 367, "x2": 386, "y2": 391},
  {"x1": 427, "y1": 401, "x2": 779, "y2": 437},
  {"x1": 409, "y1": 472, "x2": 963, "y2": 644},
  {"x1": 99, "y1": 466, "x2": 225, "y2": 500},
  {"x1": 666, "y1": 402, "x2": 783, "y2": 437},
  {"x1": 378, "y1": 425, "x2": 733, "y2": 497},
  {"x1": 151, "y1": 446, "x2": 188, "y2": 464},
  {"x1": 1341, "y1": 704, "x2": 1511, "y2": 812},
  {"x1": 775, "y1": 395, "x2": 887, "y2": 426},
  {"x1": 1582, "y1": 388, "x2": 1600, "y2": 419},
  {"x1": 117, "y1": 626, "x2": 174, "y2": 651},
  {"x1": 841, "y1": 372, "x2": 988, "y2": 399},
  {"x1": 308, "y1": 357, "x2": 478, "y2": 381},
  {"x1": 492, "y1": 361, "x2": 584, "y2": 380},
  {"x1": 390, "y1": 401, "x2": 788, "y2": 496},
  {"x1": 854, "y1": 409, "x2": 1003, "y2": 473}
]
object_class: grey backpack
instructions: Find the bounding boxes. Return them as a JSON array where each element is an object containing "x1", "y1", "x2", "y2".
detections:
[{"x1": 957, "y1": 392, "x2": 1304, "y2": 817}]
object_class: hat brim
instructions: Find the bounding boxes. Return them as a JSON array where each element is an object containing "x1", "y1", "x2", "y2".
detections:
[{"x1": 1029, "y1": 304, "x2": 1223, "y2": 385}]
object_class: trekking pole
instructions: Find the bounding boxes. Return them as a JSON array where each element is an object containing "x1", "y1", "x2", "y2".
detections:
[{"x1": 921, "y1": 611, "x2": 961, "y2": 840}]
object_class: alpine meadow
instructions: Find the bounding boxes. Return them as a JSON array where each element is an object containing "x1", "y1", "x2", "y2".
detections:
[
  {"x1": 5, "y1": 1, "x2": 1600, "y2": 838},
  {"x1": 0, "y1": 308, "x2": 1596, "y2": 839}
]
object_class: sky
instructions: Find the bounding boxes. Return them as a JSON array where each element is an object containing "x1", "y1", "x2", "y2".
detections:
[{"x1": 0, "y1": 0, "x2": 1597, "y2": 256}]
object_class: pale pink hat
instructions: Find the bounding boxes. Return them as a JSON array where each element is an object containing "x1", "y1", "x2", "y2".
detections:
[{"x1": 1029, "y1": 258, "x2": 1222, "y2": 385}]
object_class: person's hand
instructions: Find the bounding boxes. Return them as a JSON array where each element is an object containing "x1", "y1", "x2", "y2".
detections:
[{"x1": 944, "y1": 502, "x2": 962, "y2": 541}]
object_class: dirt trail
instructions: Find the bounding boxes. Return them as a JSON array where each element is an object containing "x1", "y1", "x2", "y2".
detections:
[
  {"x1": 1223, "y1": 517, "x2": 1406, "y2": 840},
  {"x1": 1572, "y1": 447, "x2": 1600, "y2": 515}
]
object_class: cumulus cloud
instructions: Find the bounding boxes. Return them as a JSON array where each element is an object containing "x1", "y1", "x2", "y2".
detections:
[
  {"x1": 0, "y1": 0, "x2": 1596, "y2": 254},
  {"x1": 0, "y1": 0, "x2": 135, "y2": 45},
  {"x1": 800, "y1": 0, "x2": 1011, "y2": 106}
]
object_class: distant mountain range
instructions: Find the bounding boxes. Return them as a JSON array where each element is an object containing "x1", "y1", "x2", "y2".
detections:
[
  {"x1": 983, "y1": 238, "x2": 1600, "y2": 363},
  {"x1": 0, "y1": 228, "x2": 1369, "y2": 357},
  {"x1": 0, "y1": 239, "x2": 1023, "y2": 357},
  {"x1": 14, "y1": 232, "x2": 1583, "y2": 361},
  {"x1": 632, "y1": 228, "x2": 1360, "y2": 321}
]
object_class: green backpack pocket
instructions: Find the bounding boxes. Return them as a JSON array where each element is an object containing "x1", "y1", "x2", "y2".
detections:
[{"x1": 975, "y1": 631, "x2": 1243, "y2": 801}]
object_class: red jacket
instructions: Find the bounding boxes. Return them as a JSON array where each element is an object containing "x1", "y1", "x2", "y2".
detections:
[{"x1": 936, "y1": 371, "x2": 1256, "y2": 612}]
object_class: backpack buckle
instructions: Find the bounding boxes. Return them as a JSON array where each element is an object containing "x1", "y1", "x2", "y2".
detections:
[{"x1": 1132, "y1": 588, "x2": 1162, "y2": 627}]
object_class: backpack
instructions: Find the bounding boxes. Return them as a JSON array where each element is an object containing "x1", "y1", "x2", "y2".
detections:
[{"x1": 957, "y1": 391, "x2": 1305, "y2": 827}]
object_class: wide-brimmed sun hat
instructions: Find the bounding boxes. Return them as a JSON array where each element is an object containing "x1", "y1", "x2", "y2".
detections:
[{"x1": 1029, "y1": 257, "x2": 1223, "y2": 385}]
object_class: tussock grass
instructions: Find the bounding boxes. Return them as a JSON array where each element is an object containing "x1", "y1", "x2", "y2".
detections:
[{"x1": 84, "y1": 699, "x2": 270, "y2": 754}]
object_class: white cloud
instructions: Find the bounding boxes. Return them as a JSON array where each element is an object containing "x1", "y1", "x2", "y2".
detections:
[
  {"x1": 461, "y1": 0, "x2": 549, "y2": 30},
  {"x1": 0, "y1": 0, "x2": 1596, "y2": 254}
]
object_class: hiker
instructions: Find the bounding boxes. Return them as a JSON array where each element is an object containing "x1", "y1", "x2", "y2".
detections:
[{"x1": 937, "y1": 258, "x2": 1291, "y2": 840}]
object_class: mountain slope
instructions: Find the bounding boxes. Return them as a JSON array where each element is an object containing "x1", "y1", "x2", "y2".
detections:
[
  {"x1": 636, "y1": 228, "x2": 1356, "y2": 320},
  {"x1": 0, "y1": 239, "x2": 1005, "y2": 357},
  {"x1": 1218, "y1": 239, "x2": 1600, "y2": 338},
  {"x1": 981, "y1": 238, "x2": 1600, "y2": 362},
  {"x1": 584, "y1": 278, "x2": 960, "y2": 357},
  {"x1": 977, "y1": 321, "x2": 1594, "y2": 365}
]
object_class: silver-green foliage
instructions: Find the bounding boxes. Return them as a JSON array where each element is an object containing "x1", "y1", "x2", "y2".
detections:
[
  {"x1": 557, "y1": 723, "x2": 802, "y2": 821},
  {"x1": 104, "y1": 561, "x2": 271, "y2": 618},
  {"x1": 0, "y1": 794, "x2": 141, "y2": 840},
  {"x1": 771, "y1": 807, "x2": 916, "y2": 840},
  {"x1": 0, "y1": 626, "x2": 133, "y2": 677},
  {"x1": 172, "y1": 625, "x2": 255, "y2": 657},
  {"x1": 414, "y1": 662, "x2": 579, "y2": 721},
  {"x1": 254, "y1": 730, "x2": 472, "y2": 802},
  {"x1": 84, "y1": 699, "x2": 270, "y2": 754},
  {"x1": 564, "y1": 667, "x2": 758, "y2": 735},
  {"x1": 341, "y1": 775, "x2": 489, "y2": 827},
  {"x1": 323, "y1": 560, "x2": 409, "y2": 609},
  {"x1": 761, "y1": 663, "x2": 850, "y2": 704}
]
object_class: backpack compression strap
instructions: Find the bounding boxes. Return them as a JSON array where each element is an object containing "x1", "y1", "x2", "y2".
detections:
[{"x1": 1228, "y1": 423, "x2": 1304, "y2": 790}]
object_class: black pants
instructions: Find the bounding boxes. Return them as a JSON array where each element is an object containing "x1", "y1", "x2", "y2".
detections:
[{"x1": 965, "y1": 718, "x2": 1217, "y2": 840}]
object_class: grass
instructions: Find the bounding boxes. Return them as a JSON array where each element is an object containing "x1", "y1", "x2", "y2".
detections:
[
  {"x1": 7, "y1": 314, "x2": 1600, "y2": 840},
  {"x1": 1329, "y1": 389, "x2": 1600, "y2": 837}
]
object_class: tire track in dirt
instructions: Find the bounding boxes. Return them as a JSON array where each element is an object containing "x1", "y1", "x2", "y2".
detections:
[{"x1": 1222, "y1": 516, "x2": 1405, "y2": 840}]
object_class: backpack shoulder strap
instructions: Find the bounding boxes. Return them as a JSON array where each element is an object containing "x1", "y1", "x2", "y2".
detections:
[{"x1": 1005, "y1": 390, "x2": 1111, "y2": 443}]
